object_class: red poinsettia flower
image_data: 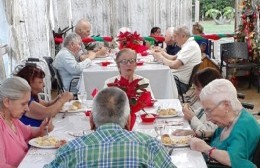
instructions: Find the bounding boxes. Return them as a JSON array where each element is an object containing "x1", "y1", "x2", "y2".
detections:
[
  {"x1": 117, "y1": 31, "x2": 148, "y2": 54},
  {"x1": 107, "y1": 76, "x2": 152, "y2": 114}
]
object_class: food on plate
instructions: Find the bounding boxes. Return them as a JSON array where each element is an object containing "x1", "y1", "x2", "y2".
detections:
[
  {"x1": 161, "y1": 134, "x2": 173, "y2": 145},
  {"x1": 158, "y1": 108, "x2": 177, "y2": 116},
  {"x1": 69, "y1": 101, "x2": 81, "y2": 111},
  {"x1": 145, "y1": 114, "x2": 155, "y2": 118},
  {"x1": 34, "y1": 136, "x2": 67, "y2": 147},
  {"x1": 172, "y1": 136, "x2": 189, "y2": 145},
  {"x1": 35, "y1": 136, "x2": 60, "y2": 146}
]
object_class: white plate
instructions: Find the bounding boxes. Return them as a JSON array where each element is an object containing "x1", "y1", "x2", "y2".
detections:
[
  {"x1": 146, "y1": 61, "x2": 161, "y2": 64},
  {"x1": 158, "y1": 113, "x2": 178, "y2": 118},
  {"x1": 29, "y1": 137, "x2": 59, "y2": 149},
  {"x1": 158, "y1": 135, "x2": 190, "y2": 147},
  {"x1": 60, "y1": 100, "x2": 86, "y2": 113}
]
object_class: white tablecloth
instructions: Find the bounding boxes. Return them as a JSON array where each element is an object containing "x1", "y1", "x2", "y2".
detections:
[
  {"x1": 79, "y1": 56, "x2": 178, "y2": 99},
  {"x1": 19, "y1": 99, "x2": 207, "y2": 168}
]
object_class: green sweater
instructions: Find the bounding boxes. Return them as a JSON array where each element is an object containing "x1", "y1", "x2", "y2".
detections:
[{"x1": 211, "y1": 109, "x2": 260, "y2": 168}]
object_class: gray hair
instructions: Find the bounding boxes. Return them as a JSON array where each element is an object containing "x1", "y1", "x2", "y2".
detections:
[
  {"x1": 174, "y1": 25, "x2": 191, "y2": 37},
  {"x1": 0, "y1": 77, "x2": 31, "y2": 108},
  {"x1": 75, "y1": 19, "x2": 91, "y2": 33},
  {"x1": 92, "y1": 87, "x2": 130, "y2": 128},
  {"x1": 199, "y1": 79, "x2": 243, "y2": 112},
  {"x1": 115, "y1": 48, "x2": 137, "y2": 62},
  {"x1": 166, "y1": 27, "x2": 175, "y2": 37},
  {"x1": 63, "y1": 33, "x2": 81, "y2": 47}
]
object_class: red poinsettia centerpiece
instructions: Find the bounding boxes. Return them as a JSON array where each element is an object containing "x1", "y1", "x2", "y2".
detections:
[
  {"x1": 107, "y1": 76, "x2": 153, "y2": 129},
  {"x1": 117, "y1": 31, "x2": 148, "y2": 54}
]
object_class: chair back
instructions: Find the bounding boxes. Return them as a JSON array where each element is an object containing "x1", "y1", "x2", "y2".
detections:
[
  {"x1": 50, "y1": 64, "x2": 64, "y2": 93},
  {"x1": 221, "y1": 42, "x2": 249, "y2": 60},
  {"x1": 189, "y1": 63, "x2": 201, "y2": 88}
]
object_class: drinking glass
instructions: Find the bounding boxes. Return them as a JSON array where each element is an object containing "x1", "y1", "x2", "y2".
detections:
[
  {"x1": 153, "y1": 120, "x2": 165, "y2": 137},
  {"x1": 77, "y1": 92, "x2": 88, "y2": 107}
]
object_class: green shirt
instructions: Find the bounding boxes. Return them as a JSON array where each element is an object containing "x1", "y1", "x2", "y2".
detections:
[
  {"x1": 211, "y1": 109, "x2": 260, "y2": 168},
  {"x1": 44, "y1": 123, "x2": 176, "y2": 168}
]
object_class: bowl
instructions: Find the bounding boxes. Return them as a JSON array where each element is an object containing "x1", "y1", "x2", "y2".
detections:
[
  {"x1": 101, "y1": 61, "x2": 111, "y2": 66},
  {"x1": 140, "y1": 114, "x2": 157, "y2": 123},
  {"x1": 136, "y1": 61, "x2": 144, "y2": 66}
]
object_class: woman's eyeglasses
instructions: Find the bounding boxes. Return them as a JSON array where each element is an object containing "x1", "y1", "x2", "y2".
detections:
[
  {"x1": 204, "y1": 101, "x2": 225, "y2": 116},
  {"x1": 118, "y1": 58, "x2": 136, "y2": 65}
]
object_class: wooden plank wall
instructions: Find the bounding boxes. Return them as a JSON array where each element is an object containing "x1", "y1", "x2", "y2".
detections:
[{"x1": 2, "y1": 0, "x2": 192, "y2": 68}]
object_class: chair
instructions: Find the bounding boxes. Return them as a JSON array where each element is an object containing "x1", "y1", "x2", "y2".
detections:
[
  {"x1": 49, "y1": 63, "x2": 80, "y2": 94},
  {"x1": 220, "y1": 42, "x2": 256, "y2": 88},
  {"x1": 174, "y1": 63, "x2": 201, "y2": 103}
]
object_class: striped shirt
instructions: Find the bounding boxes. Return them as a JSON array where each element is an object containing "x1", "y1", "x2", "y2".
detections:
[{"x1": 44, "y1": 123, "x2": 176, "y2": 168}]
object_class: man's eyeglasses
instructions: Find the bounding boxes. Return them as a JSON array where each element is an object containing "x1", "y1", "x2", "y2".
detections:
[
  {"x1": 118, "y1": 58, "x2": 136, "y2": 65},
  {"x1": 204, "y1": 101, "x2": 225, "y2": 116}
]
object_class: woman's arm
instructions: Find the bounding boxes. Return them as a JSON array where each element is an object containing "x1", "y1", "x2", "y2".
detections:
[
  {"x1": 27, "y1": 92, "x2": 73, "y2": 120},
  {"x1": 189, "y1": 137, "x2": 231, "y2": 166}
]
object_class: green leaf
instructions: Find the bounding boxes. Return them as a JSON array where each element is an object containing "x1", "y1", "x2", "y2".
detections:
[{"x1": 138, "y1": 83, "x2": 149, "y2": 90}]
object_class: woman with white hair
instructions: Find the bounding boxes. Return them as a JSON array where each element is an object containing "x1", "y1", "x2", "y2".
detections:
[
  {"x1": 189, "y1": 79, "x2": 260, "y2": 167},
  {"x1": 0, "y1": 77, "x2": 54, "y2": 167}
]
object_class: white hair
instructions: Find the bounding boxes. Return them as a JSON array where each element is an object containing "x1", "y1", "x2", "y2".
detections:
[
  {"x1": 0, "y1": 77, "x2": 31, "y2": 108},
  {"x1": 166, "y1": 27, "x2": 175, "y2": 37},
  {"x1": 174, "y1": 25, "x2": 191, "y2": 37},
  {"x1": 199, "y1": 79, "x2": 243, "y2": 112},
  {"x1": 117, "y1": 27, "x2": 131, "y2": 36},
  {"x1": 63, "y1": 33, "x2": 81, "y2": 47}
]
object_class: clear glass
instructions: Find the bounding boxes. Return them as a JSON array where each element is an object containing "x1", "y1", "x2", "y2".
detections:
[
  {"x1": 153, "y1": 120, "x2": 165, "y2": 137},
  {"x1": 77, "y1": 92, "x2": 88, "y2": 107}
]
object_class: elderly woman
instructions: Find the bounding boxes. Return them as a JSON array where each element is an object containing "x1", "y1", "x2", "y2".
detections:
[
  {"x1": 174, "y1": 68, "x2": 221, "y2": 137},
  {"x1": 189, "y1": 79, "x2": 260, "y2": 167},
  {"x1": 0, "y1": 77, "x2": 54, "y2": 167},
  {"x1": 104, "y1": 48, "x2": 154, "y2": 97},
  {"x1": 16, "y1": 65, "x2": 73, "y2": 127}
]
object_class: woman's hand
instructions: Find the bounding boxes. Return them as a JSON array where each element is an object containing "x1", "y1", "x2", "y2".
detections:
[
  {"x1": 182, "y1": 103, "x2": 195, "y2": 121},
  {"x1": 40, "y1": 117, "x2": 54, "y2": 136},
  {"x1": 172, "y1": 129, "x2": 195, "y2": 136},
  {"x1": 189, "y1": 137, "x2": 211, "y2": 153},
  {"x1": 31, "y1": 117, "x2": 54, "y2": 138},
  {"x1": 59, "y1": 92, "x2": 73, "y2": 103}
]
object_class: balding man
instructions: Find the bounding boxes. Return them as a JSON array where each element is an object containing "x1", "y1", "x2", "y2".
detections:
[{"x1": 75, "y1": 19, "x2": 107, "y2": 61}]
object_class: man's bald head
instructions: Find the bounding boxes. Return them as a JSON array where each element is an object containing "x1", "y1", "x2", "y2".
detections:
[{"x1": 75, "y1": 19, "x2": 91, "y2": 38}]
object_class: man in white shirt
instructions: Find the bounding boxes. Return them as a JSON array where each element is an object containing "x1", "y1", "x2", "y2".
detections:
[{"x1": 152, "y1": 25, "x2": 201, "y2": 92}]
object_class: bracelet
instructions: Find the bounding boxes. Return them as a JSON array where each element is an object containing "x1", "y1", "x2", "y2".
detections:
[{"x1": 208, "y1": 147, "x2": 216, "y2": 158}]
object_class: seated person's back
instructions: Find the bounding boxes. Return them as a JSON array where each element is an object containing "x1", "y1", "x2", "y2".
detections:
[{"x1": 44, "y1": 87, "x2": 176, "y2": 168}]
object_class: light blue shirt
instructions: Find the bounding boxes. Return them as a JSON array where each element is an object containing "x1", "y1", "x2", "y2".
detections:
[{"x1": 53, "y1": 48, "x2": 91, "y2": 91}]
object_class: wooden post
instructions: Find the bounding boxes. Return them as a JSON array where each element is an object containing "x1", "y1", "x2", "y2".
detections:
[{"x1": 195, "y1": 0, "x2": 200, "y2": 22}]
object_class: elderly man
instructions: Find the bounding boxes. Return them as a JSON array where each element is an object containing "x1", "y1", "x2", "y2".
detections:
[
  {"x1": 53, "y1": 33, "x2": 93, "y2": 91},
  {"x1": 75, "y1": 19, "x2": 107, "y2": 61},
  {"x1": 44, "y1": 87, "x2": 176, "y2": 168},
  {"x1": 152, "y1": 25, "x2": 201, "y2": 92},
  {"x1": 153, "y1": 27, "x2": 181, "y2": 56}
]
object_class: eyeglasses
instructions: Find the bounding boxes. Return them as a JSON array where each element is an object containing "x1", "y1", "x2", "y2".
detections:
[
  {"x1": 204, "y1": 101, "x2": 225, "y2": 116},
  {"x1": 118, "y1": 58, "x2": 136, "y2": 65}
]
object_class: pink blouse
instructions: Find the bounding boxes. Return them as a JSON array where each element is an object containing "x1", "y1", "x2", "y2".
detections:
[{"x1": 0, "y1": 116, "x2": 32, "y2": 167}]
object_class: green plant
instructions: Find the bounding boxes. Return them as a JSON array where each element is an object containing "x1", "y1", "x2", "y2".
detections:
[{"x1": 205, "y1": 6, "x2": 234, "y2": 25}]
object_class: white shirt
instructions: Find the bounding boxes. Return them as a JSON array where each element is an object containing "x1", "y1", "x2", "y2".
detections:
[{"x1": 172, "y1": 37, "x2": 201, "y2": 84}]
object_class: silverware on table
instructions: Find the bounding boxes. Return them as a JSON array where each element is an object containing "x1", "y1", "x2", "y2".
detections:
[{"x1": 62, "y1": 110, "x2": 68, "y2": 119}]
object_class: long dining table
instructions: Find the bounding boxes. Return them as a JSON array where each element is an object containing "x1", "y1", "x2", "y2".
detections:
[
  {"x1": 78, "y1": 55, "x2": 178, "y2": 100},
  {"x1": 18, "y1": 99, "x2": 207, "y2": 168}
]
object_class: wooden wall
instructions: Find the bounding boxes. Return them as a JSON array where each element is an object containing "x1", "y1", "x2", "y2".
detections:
[{"x1": 1, "y1": 0, "x2": 192, "y2": 78}]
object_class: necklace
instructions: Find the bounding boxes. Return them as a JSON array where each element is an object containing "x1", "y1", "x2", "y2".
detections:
[{"x1": 0, "y1": 112, "x2": 17, "y2": 133}]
